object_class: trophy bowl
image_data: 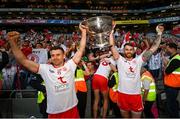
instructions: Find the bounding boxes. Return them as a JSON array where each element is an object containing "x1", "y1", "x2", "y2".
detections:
[{"x1": 80, "y1": 16, "x2": 114, "y2": 48}]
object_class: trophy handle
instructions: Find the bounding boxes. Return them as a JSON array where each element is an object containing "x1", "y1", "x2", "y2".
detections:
[
  {"x1": 79, "y1": 20, "x2": 88, "y2": 29},
  {"x1": 79, "y1": 20, "x2": 86, "y2": 27},
  {"x1": 79, "y1": 20, "x2": 96, "y2": 36}
]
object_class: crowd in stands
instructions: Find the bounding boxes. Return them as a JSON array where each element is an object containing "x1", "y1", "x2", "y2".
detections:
[
  {"x1": 0, "y1": 0, "x2": 178, "y2": 10},
  {"x1": 0, "y1": 1, "x2": 178, "y2": 21},
  {"x1": 0, "y1": 10, "x2": 178, "y2": 21}
]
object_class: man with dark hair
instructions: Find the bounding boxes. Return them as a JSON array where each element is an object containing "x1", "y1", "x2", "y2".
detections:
[
  {"x1": 166, "y1": 42, "x2": 177, "y2": 50},
  {"x1": 163, "y1": 42, "x2": 180, "y2": 118},
  {"x1": 109, "y1": 24, "x2": 164, "y2": 118},
  {"x1": 7, "y1": 24, "x2": 87, "y2": 118}
]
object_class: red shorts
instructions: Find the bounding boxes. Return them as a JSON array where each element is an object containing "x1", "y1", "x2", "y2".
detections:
[
  {"x1": 92, "y1": 74, "x2": 108, "y2": 92},
  {"x1": 48, "y1": 106, "x2": 79, "y2": 118},
  {"x1": 117, "y1": 92, "x2": 144, "y2": 112}
]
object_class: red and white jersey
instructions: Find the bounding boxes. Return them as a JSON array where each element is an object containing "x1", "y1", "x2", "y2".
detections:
[
  {"x1": 117, "y1": 54, "x2": 144, "y2": 94},
  {"x1": 38, "y1": 59, "x2": 78, "y2": 114},
  {"x1": 95, "y1": 57, "x2": 115, "y2": 79}
]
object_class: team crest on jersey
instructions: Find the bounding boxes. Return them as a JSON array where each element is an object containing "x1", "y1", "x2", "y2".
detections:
[
  {"x1": 129, "y1": 66, "x2": 135, "y2": 73},
  {"x1": 58, "y1": 76, "x2": 67, "y2": 84}
]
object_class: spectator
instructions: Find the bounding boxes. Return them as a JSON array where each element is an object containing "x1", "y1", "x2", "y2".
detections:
[
  {"x1": 84, "y1": 61, "x2": 96, "y2": 117},
  {"x1": 141, "y1": 67, "x2": 157, "y2": 118},
  {"x1": 29, "y1": 74, "x2": 48, "y2": 118},
  {"x1": 163, "y1": 42, "x2": 180, "y2": 118},
  {"x1": 75, "y1": 60, "x2": 90, "y2": 118},
  {"x1": 21, "y1": 40, "x2": 32, "y2": 57},
  {"x1": 148, "y1": 50, "x2": 162, "y2": 80},
  {"x1": 108, "y1": 71, "x2": 121, "y2": 117}
]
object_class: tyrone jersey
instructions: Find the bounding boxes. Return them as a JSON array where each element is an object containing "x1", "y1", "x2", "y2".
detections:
[
  {"x1": 116, "y1": 54, "x2": 144, "y2": 94},
  {"x1": 95, "y1": 57, "x2": 115, "y2": 79},
  {"x1": 38, "y1": 59, "x2": 78, "y2": 114}
]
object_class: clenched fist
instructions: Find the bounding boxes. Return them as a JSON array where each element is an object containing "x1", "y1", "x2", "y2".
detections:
[
  {"x1": 156, "y1": 24, "x2": 164, "y2": 35},
  {"x1": 7, "y1": 31, "x2": 20, "y2": 43}
]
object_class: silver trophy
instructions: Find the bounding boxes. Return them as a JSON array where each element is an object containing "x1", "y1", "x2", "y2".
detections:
[{"x1": 80, "y1": 16, "x2": 114, "y2": 48}]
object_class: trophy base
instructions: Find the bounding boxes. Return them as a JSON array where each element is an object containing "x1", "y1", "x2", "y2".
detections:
[{"x1": 96, "y1": 43, "x2": 109, "y2": 48}]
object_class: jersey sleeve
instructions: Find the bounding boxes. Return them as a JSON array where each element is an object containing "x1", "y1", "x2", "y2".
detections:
[
  {"x1": 37, "y1": 64, "x2": 46, "y2": 76},
  {"x1": 68, "y1": 59, "x2": 77, "y2": 72},
  {"x1": 135, "y1": 52, "x2": 145, "y2": 66}
]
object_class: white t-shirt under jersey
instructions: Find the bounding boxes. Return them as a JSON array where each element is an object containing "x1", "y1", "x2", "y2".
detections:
[
  {"x1": 38, "y1": 59, "x2": 78, "y2": 114},
  {"x1": 95, "y1": 57, "x2": 115, "y2": 79},
  {"x1": 116, "y1": 54, "x2": 144, "y2": 94}
]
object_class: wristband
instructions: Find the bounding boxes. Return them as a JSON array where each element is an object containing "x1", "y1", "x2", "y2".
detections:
[
  {"x1": 156, "y1": 25, "x2": 162, "y2": 35},
  {"x1": 157, "y1": 32, "x2": 162, "y2": 35}
]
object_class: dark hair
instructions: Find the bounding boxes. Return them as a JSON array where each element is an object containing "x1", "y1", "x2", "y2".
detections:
[
  {"x1": 50, "y1": 46, "x2": 65, "y2": 54},
  {"x1": 167, "y1": 43, "x2": 177, "y2": 50},
  {"x1": 124, "y1": 42, "x2": 134, "y2": 48},
  {"x1": 36, "y1": 42, "x2": 43, "y2": 47},
  {"x1": 87, "y1": 61, "x2": 93, "y2": 64}
]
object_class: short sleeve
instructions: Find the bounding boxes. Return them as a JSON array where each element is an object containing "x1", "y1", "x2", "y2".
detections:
[
  {"x1": 37, "y1": 64, "x2": 46, "y2": 75},
  {"x1": 67, "y1": 59, "x2": 77, "y2": 72}
]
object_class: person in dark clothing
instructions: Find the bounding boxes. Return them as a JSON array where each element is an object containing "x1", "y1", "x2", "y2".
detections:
[
  {"x1": 0, "y1": 50, "x2": 9, "y2": 118},
  {"x1": 164, "y1": 43, "x2": 180, "y2": 74},
  {"x1": 74, "y1": 60, "x2": 90, "y2": 118},
  {"x1": 163, "y1": 42, "x2": 180, "y2": 118},
  {"x1": 29, "y1": 74, "x2": 48, "y2": 118},
  {"x1": 108, "y1": 72, "x2": 121, "y2": 118},
  {"x1": 0, "y1": 50, "x2": 9, "y2": 71},
  {"x1": 0, "y1": 50, "x2": 9, "y2": 89}
]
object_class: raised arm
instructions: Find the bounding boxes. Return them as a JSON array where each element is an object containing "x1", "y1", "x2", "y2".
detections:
[
  {"x1": 7, "y1": 31, "x2": 39, "y2": 73},
  {"x1": 142, "y1": 24, "x2": 164, "y2": 62},
  {"x1": 109, "y1": 63, "x2": 117, "y2": 72},
  {"x1": 72, "y1": 24, "x2": 87, "y2": 64},
  {"x1": 143, "y1": 37, "x2": 150, "y2": 50},
  {"x1": 109, "y1": 30, "x2": 120, "y2": 60}
]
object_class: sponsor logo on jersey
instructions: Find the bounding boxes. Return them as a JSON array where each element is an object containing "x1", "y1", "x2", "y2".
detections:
[
  {"x1": 54, "y1": 83, "x2": 69, "y2": 92},
  {"x1": 49, "y1": 69, "x2": 55, "y2": 73}
]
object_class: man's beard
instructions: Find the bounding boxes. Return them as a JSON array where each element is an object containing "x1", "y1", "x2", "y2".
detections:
[{"x1": 125, "y1": 53, "x2": 133, "y2": 58}]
